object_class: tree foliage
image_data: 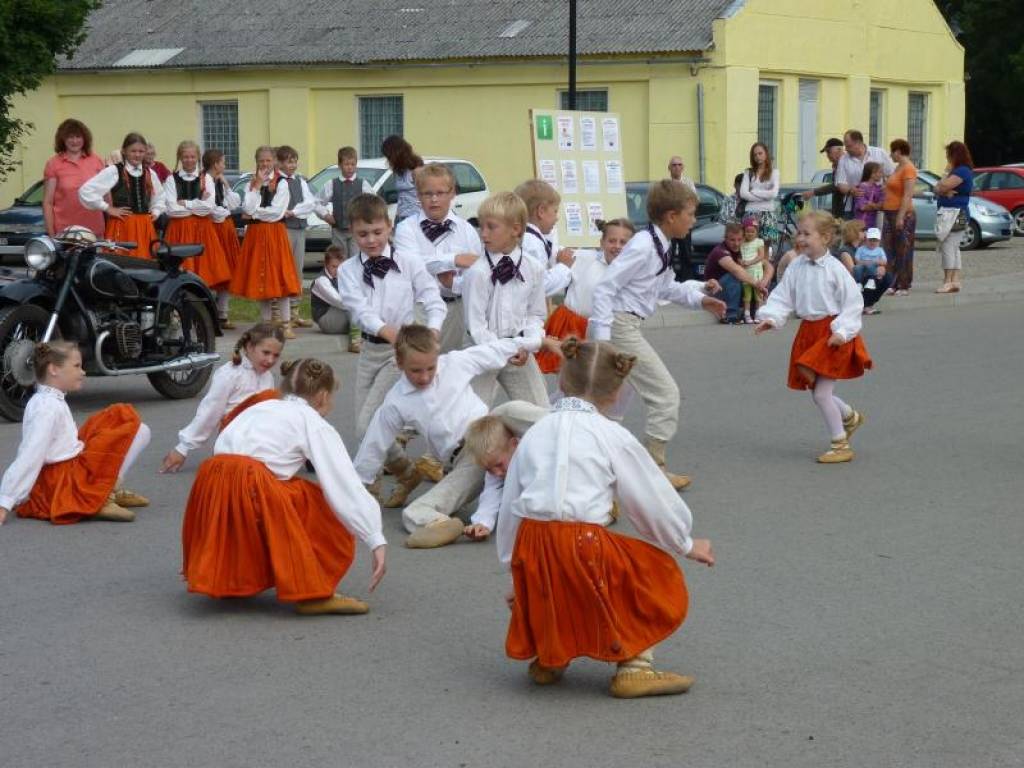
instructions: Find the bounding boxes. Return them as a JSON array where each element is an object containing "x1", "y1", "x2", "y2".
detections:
[
  {"x1": 0, "y1": 0, "x2": 101, "y2": 180},
  {"x1": 936, "y1": 0, "x2": 1024, "y2": 165}
]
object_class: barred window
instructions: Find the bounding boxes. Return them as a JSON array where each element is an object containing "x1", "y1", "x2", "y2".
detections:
[
  {"x1": 200, "y1": 102, "x2": 239, "y2": 171},
  {"x1": 359, "y1": 96, "x2": 404, "y2": 159},
  {"x1": 869, "y1": 89, "x2": 885, "y2": 147},
  {"x1": 907, "y1": 92, "x2": 928, "y2": 168},
  {"x1": 559, "y1": 89, "x2": 608, "y2": 112},
  {"x1": 757, "y1": 82, "x2": 779, "y2": 159}
]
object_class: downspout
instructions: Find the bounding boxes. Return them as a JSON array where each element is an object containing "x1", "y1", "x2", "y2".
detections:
[{"x1": 697, "y1": 82, "x2": 706, "y2": 184}]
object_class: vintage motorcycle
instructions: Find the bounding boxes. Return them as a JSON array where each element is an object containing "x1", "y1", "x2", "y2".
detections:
[{"x1": 0, "y1": 229, "x2": 221, "y2": 421}]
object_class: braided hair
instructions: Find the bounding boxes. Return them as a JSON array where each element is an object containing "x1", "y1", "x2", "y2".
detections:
[
  {"x1": 232, "y1": 322, "x2": 287, "y2": 365},
  {"x1": 279, "y1": 358, "x2": 337, "y2": 399},
  {"x1": 559, "y1": 337, "x2": 636, "y2": 407}
]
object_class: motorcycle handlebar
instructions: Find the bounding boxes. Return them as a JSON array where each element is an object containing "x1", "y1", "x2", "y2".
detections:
[{"x1": 114, "y1": 241, "x2": 138, "y2": 250}]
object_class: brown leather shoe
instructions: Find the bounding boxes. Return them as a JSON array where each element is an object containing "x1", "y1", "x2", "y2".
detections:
[
  {"x1": 292, "y1": 316, "x2": 314, "y2": 329},
  {"x1": 528, "y1": 659, "x2": 567, "y2": 685},
  {"x1": 95, "y1": 498, "x2": 135, "y2": 522},
  {"x1": 294, "y1": 593, "x2": 369, "y2": 615},
  {"x1": 415, "y1": 455, "x2": 445, "y2": 484},
  {"x1": 842, "y1": 409, "x2": 865, "y2": 440},
  {"x1": 383, "y1": 464, "x2": 424, "y2": 508},
  {"x1": 609, "y1": 669, "x2": 694, "y2": 699},
  {"x1": 404, "y1": 517, "x2": 464, "y2": 548},
  {"x1": 113, "y1": 487, "x2": 149, "y2": 508},
  {"x1": 817, "y1": 439, "x2": 854, "y2": 464}
]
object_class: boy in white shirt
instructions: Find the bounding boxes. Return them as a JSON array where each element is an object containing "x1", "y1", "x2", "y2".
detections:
[
  {"x1": 515, "y1": 179, "x2": 574, "y2": 297},
  {"x1": 310, "y1": 245, "x2": 362, "y2": 352},
  {"x1": 462, "y1": 192, "x2": 549, "y2": 408},
  {"x1": 276, "y1": 145, "x2": 319, "y2": 329},
  {"x1": 393, "y1": 163, "x2": 482, "y2": 353},
  {"x1": 588, "y1": 180, "x2": 727, "y2": 490},
  {"x1": 317, "y1": 146, "x2": 373, "y2": 260}
]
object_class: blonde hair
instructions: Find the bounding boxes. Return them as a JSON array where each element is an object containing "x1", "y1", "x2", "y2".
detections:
[
  {"x1": 559, "y1": 337, "x2": 636, "y2": 405},
  {"x1": 415, "y1": 162, "x2": 454, "y2": 192},
  {"x1": 394, "y1": 324, "x2": 439, "y2": 364},
  {"x1": 646, "y1": 179, "x2": 696, "y2": 223},
  {"x1": 598, "y1": 217, "x2": 635, "y2": 240},
  {"x1": 514, "y1": 179, "x2": 560, "y2": 217},
  {"x1": 33, "y1": 341, "x2": 78, "y2": 381},
  {"x1": 174, "y1": 140, "x2": 200, "y2": 170},
  {"x1": 279, "y1": 358, "x2": 337, "y2": 398},
  {"x1": 232, "y1": 322, "x2": 286, "y2": 366},
  {"x1": 841, "y1": 218, "x2": 865, "y2": 245},
  {"x1": 478, "y1": 191, "x2": 528, "y2": 236},
  {"x1": 800, "y1": 209, "x2": 839, "y2": 242},
  {"x1": 253, "y1": 145, "x2": 276, "y2": 162},
  {"x1": 464, "y1": 415, "x2": 515, "y2": 465}
]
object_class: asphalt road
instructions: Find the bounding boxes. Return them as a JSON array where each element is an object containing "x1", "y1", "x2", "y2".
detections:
[{"x1": 1, "y1": 300, "x2": 1022, "y2": 768}]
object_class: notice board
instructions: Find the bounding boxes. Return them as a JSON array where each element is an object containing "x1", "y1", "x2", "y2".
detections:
[{"x1": 529, "y1": 109, "x2": 628, "y2": 248}]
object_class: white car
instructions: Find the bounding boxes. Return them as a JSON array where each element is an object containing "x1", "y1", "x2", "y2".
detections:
[{"x1": 305, "y1": 156, "x2": 489, "y2": 251}]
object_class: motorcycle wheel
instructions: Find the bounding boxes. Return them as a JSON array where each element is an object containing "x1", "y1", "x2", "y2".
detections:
[
  {"x1": 147, "y1": 293, "x2": 216, "y2": 400},
  {"x1": 0, "y1": 304, "x2": 54, "y2": 422}
]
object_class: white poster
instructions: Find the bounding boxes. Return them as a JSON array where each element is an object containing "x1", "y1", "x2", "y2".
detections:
[
  {"x1": 564, "y1": 202, "x2": 584, "y2": 236},
  {"x1": 580, "y1": 116, "x2": 597, "y2": 151},
  {"x1": 587, "y1": 202, "x2": 604, "y2": 236},
  {"x1": 582, "y1": 160, "x2": 601, "y2": 194},
  {"x1": 604, "y1": 159, "x2": 624, "y2": 193},
  {"x1": 539, "y1": 159, "x2": 558, "y2": 187},
  {"x1": 557, "y1": 115, "x2": 575, "y2": 150},
  {"x1": 560, "y1": 159, "x2": 579, "y2": 194},
  {"x1": 601, "y1": 117, "x2": 620, "y2": 151}
]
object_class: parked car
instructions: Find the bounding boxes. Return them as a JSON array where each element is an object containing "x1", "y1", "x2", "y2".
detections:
[
  {"x1": 972, "y1": 166, "x2": 1024, "y2": 236},
  {"x1": 625, "y1": 181, "x2": 726, "y2": 276},
  {"x1": 0, "y1": 180, "x2": 47, "y2": 262}
]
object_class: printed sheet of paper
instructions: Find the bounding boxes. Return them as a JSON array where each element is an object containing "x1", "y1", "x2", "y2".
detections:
[
  {"x1": 587, "y1": 202, "x2": 604, "y2": 236},
  {"x1": 539, "y1": 159, "x2": 557, "y2": 187},
  {"x1": 580, "y1": 116, "x2": 597, "y2": 151},
  {"x1": 560, "y1": 160, "x2": 579, "y2": 194},
  {"x1": 557, "y1": 115, "x2": 575, "y2": 150},
  {"x1": 601, "y1": 117, "x2": 620, "y2": 151},
  {"x1": 564, "y1": 202, "x2": 584, "y2": 236},
  {"x1": 604, "y1": 160, "x2": 624, "y2": 193},
  {"x1": 582, "y1": 160, "x2": 601, "y2": 194}
]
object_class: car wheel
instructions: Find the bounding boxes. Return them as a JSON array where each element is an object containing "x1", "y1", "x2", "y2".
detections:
[
  {"x1": 959, "y1": 220, "x2": 981, "y2": 251},
  {"x1": 1012, "y1": 207, "x2": 1024, "y2": 236}
]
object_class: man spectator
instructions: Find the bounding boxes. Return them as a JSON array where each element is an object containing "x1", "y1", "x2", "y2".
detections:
[
  {"x1": 803, "y1": 138, "x2": 847, "y2": 218},
  {"x1": 668, "y1": 155, "x2": 698, "y2": 280},
  {"x1": 668, "y1": 156, "x2": 697, "y2": 194},
  {"x1": 703, "y1": 222, "x2": 773, "y2": 324},
  {"x1": 833, "y1": 130, "x2": 895, "y2": 219}
]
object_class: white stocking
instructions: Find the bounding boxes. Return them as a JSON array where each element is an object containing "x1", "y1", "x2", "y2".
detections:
[
  {"x1": 811, "y1": 377, "x2": 846, "y2": 440},
  {"x1": 118, "y1": 423, "x2": 151, "y2": 483}
]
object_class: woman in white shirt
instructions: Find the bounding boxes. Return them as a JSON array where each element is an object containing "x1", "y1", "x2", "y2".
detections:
[
  {"x1": 181, "y1": 357, "x2": 386, "y2": 616},
  {"x1": 739, "y1": 142, "x2": 781, "y2": 255},
  {"x1": 497, "y1": 337, "x2": 715, "y2": 699}
]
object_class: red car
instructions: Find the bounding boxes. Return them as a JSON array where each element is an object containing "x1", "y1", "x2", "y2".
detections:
[{"x1": 973, "y1": 166, "x2": 1024, "y2": 236}]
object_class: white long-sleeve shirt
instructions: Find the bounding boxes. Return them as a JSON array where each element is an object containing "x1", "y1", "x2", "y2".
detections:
[
  {"x1": 522, "y1": 225, "x2": 572, "y2": 297},
  {"x1": 392, "y1": 210, "x2": 482, "y2": 299},
  {"x1": 278, "y1": 174, "x2": 318, "y2": 220},
  {"x1": 755, "y1": 251, "x2": 864, "y2": 341},
  {"x1": 337, "y1": 243, "x2": 446, "y2": 335},
  {"x1": 174, "y1": 358, "x2": 276, "y2": 457},
  {"x1": 315, "y1": 175, "x2": 374, "y2": 219},
  {"x1": 78, "y1": 163, "x2": 166, "y2": 219},
  {"x1": 563, "y1": 249, "x2": 611, "y2": 318},
  {"x1": 462, "y1": 247, "x2": 546, "y2": 346},
  {"x1": 310, "y1": 272, "x2": 346, "y2": 310},
  {"x1": 739, "y1": 169, "x2": 781, "y2": 213},
  {"x1": 0, "y1": 386, "x2": 84, "y2": 510},
  {"x1": 353, "y1": 339, "x2": 532, "y2": 481},
  {"x1": 587, "y1": 224, "x2": 710, "y2": 340},
  {"x1": 163, "y1": 170, "x2": 215, "y2": 218},
  {"x1": 242, "y1": 179, "x2": 289, "y2": 223},
  {"x1": 211, "y1": 180, "x2": 240, "y2": 224},
  {"x1": 495, "y1": 396, "x2": 696, "y2": 568},
  {"x1": 215, "y1": 396, "x2": 385, "y2": 550}
]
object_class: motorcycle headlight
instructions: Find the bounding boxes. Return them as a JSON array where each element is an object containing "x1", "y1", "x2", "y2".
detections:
[{"x1": 24, "y1": 236, "x2": 57, "y2": 270}]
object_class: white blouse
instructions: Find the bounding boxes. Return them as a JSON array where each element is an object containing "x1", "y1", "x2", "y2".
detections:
[
  {"x1": 215, "y1": 396, "x2": 385, "y2": 550},
  {"x1": 392, "y1": 210, "x2": 483, "y2": 299},
  {"x1": 462, "y1": 246, "x2": 547, "y2": 346},
  {"x1": 211, "y1": 181, "x2": 240, "y2": 224},
  {"x1": 739, "y1": 169, "x2": 781, "y2": 213},
  {"x1": 522, "y1": 225, "x2": 572, "y2": 298},
  {"x1": 78, "y1": 164, "x2": 166, "y2": 218},
  {"x1": 495, "y1": 397, "x2": 695, "y2": 567},
  {"x1": 175, "y1": 358, "x2": 276, "y2": 457},
  {"x1": 163, "y1": 170, "x2": 215, "y2": 218},
  {"x1": 277, "y1": 174, "x2": 318, "y2": 219},
  {"x1": 0, "y1": 386, "x2": 84, "y2": 510},
  {"x1": 756, "y1": 252, "x2": 864, "y2": 341},
  {"x1": 242, "y1": 178, "x2": 290, "y2": 222},
  {"x1": 564, "y1": 249, "x2": 611, "y2": 318}
]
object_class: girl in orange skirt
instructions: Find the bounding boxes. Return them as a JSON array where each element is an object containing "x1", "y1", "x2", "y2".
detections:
[
  {"x1": 495, "y1": 337, "x2": 715, "y2": 699},
  {"x1": 228, "y1": 145, "x2": 300, "y2": 339},
  {"x1": 756, "y1": 210, "x2": 872, "y2": 463},
  {"x1": 78, "y1": 132, "x2": 165, "y2": 259},
  {"x1": 204, "y1": 149, "x2": 242, "y2": 328},
  {"x1": 181, "y1": 357, "x2": 387, "y2": 615},
  {"x1": 160, "y1": 322, "x2": 285, "y2": 474},
  {"x1": 536, "y1": 218, "x2": 634, "y2": 374},
  {"x1": 0, "y1": 342, "x2": 151, "y2": 526},
  {"x1": 163, "y1": 140, "x2": 232, "y2": 302}
]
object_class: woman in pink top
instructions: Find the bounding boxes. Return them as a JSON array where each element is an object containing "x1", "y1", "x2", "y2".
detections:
[{"x1": 42, "y1": 119, "x2": 106, "y2": 236}]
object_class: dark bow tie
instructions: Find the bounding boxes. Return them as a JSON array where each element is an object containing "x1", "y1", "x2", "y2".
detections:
[
  {"x1": 420, "y1": 218, "x2": 453, "y2": 243},
  {"x1": 487, "y1": 252, "x2": 524, "y2": 285},
  {"x1": 362, "y1": 254, "x2": 401, "y2": 287},
  {"x1": 647, "y1": 224, "x2": 670, "y2": 275},
  {"x1": 527, "y1": 228, "x2": 553, "y2": 261}
]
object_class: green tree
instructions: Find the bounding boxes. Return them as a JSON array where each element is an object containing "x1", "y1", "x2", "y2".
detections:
[
  {"x1": 0, "y1": 0, "x2": 100, "y2": 180},
  {"x1": 936, "y1": 0, "x2": 1024, "y2": 165}
]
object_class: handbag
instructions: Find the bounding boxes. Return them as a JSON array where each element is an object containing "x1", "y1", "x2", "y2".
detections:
[{"x1": 951, "y1": 208, "x2": 967, "y2": 232}]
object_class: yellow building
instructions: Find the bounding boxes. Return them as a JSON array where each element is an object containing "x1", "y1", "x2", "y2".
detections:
[{"x1": 2, "y1": 0, "x2": 964, "y2": 204}]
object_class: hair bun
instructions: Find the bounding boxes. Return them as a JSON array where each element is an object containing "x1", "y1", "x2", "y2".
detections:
[
  {"x1": 561, "y1": 337, "x2": 582, "y2": 359},
  {"x1": 304, "y1": 359, "x2": 325, "y2": 376},
  {"x1": 613, "y1": 352, "x2": 637, "y2": 378},
  {"x1": 279, "y1": 359, "x2": 298, "y2": 377}
]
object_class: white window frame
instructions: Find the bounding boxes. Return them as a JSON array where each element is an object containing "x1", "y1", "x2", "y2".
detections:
[
  {"x1": 907, "y1": 92, "x2": 929, "y2": 169},
  {"x1": 869, "y1": 89, "x2": 886, "y2": 148},
  {"x1": 358, "y1": 95, "x2": 404, "y2": 159},
  {"x1": 198, "y1": 100, "x2": 240, "y2": 172},
  {"x1": 558, "y1": 88, "x2": 609, "y2": 112},
  {"x1": 757, "y1": 81, "x2": 780, "y2": 161}
]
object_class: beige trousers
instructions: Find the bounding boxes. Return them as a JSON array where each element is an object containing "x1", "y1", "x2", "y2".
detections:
[
  {"x1": 355, "y1": 340, "x2": 401, "y2": 435},
  {"x1": 471, "y1": 356, "x2": 549, "y2": 409},
  {"x1": 609, "y1": 312, "x2": 680, "y2": 442},
  {"x1": 286, "y1": 227, "x2": 307, "y2": 314},
  {"x1": 935, "y1": 207, "x2": 963, "y2": 270}
]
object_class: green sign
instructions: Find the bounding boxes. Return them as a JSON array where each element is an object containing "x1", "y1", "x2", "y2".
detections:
[{"x1": 536, "y1": 115, "x2": 553, "y2": 140}]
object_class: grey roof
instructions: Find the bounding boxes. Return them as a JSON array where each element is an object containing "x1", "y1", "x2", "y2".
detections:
[{"x1": 59, "y1": 0, "x2": 738, "y2": 70}]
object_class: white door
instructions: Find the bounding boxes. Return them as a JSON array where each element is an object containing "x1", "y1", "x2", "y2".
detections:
[{"x1": 798, "y1": 79, "x2": 819, "y2": 183}]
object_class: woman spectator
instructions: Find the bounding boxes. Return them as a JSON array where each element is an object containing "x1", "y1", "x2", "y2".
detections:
[
  {"x1": 739, "y1": 142, "x2": 780, "y2": 257},
  {"x1": 933, "y1": 141, "x2": 975, "y2": 294},
  {"x1": 42, "y1": 119, "x2": 106, "y2": 236},
  {"x1": 881, "y1": 139, "x2": 917, "y2": 296},
  {"x1": 381, "y1": 135, "x2": 423, "y2": 223}
]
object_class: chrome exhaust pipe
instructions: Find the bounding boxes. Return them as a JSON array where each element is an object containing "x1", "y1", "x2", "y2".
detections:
[{"x1": 94, "y1": 331, "x2": 220, "y2": 376}]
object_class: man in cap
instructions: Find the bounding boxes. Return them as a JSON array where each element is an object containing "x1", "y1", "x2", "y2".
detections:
[{"x1": 802, "y1": 138, "x2": 847, "y2": 218}]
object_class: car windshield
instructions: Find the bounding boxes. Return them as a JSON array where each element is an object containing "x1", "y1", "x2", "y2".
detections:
[
  {"x1": 18, "y1": 180, "x2": 45, "y2": 206},
  {"x1": 308, "y1": 165, "x2": 388, "y2": 195}
]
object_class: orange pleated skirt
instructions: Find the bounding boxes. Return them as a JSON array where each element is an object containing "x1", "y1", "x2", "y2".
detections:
[
  {"x1": 165, "y1": 215, "x2": 232, "y2": 289},
  {"x1": 228, "y1": 221, "x2": 300, "y2": 300},
  {"x1": 181, "y1": 454, "x2": 355, "y2": 602},
  {"x1": 16, "y1": 404, "x2": 142, "y2": 525},
  {"x1": 219, "y1": 388, "x2": 281, "y2": 431},
  {"x1": 536, "y1": 304, "x2": 589, "y2": 374},
  {"x1": 104, "y1": 213, "x2": 157, "y2": 259},
  {"x1": 214, "y1": 218, "x2": 242, "y2": 272},
  {"x1": 506, "y1": 519, "x2": 688, "y2": 668},
  {"x1": 788, "y1": 316, "x2": 873, "y2": 390}
]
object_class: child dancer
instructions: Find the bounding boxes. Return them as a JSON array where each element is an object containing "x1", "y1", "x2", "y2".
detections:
[
  {"x1": 163, "y1": 140, "x2": 232, "y2": 297},
  {"x1": 160, "y1": 323, "x2": 286, "y2": 474},
  {"x1": 739, "y1": 215, "x2": 766, "y2": 324},
  {"x1": 853, "y1": 161, "x2": 884, "y2": 230},
  {"x1": 181, "y1": 358, "x2": 386, "y2": 614},
  {"x1": 228, "y1": 146, "x2": 300, "y2": 339},
  {"x1": 536, "y1": 218, "x2": 633, "y2": 374},
  {"x1": 276, "y1": 145, "x2": 318, "y2": 329},
  {"x1": 352, "y1": 325, "x2": 541, "y2": 543},
  {"x1": 496, "y1": 337, "x2": 715, "y2": 698},
  {"x1": 79, "y1": 132, "x2": 166, "y2": 259},
  {"x1": 203, "y1": 149, "x2": 242, "y2": 328},
  {"x1": 393, "y1": 162, "x2": 482, "y2": 353},
  {"x1": 0, "y1": 342, "x2": 151, "y2": 525},
  {"x1": 588, "y1": 180, "x2": 726, "y2": 489},
  {"x1": 310, "y1": 245, "x2": 361, "y2": 351},
  {"x1": 317, "y1": 145, "x2": 372, "y2": 258},
  {"x1": 515, "y1": 179, "x2": 574, "y2": 297},
  {"x1": 755, "y1": 210, "x2": 872, "y2": 463},
  {"x1": 462, "y1": 192, "x2": 549, "y2": 407}
]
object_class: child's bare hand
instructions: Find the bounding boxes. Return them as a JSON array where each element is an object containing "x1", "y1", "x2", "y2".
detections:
[
  {"x1": 0, "y1": 507, "x2": 8, "y2": 526},
  {"x1": 704, "y1": 278, "x2": 722, "y2": 294},
  {"x1": 540, "y1": 336, "x2": 564, "y2": 358},
  {"x1": 827, "y1": 332, "x2": 846, "y2": 348},
  {"x1": 454, "y1": 253, "x2": 478, "y2": 269},
  {"x1": 876, "y1": 266, "x2": 886, "y2": 277},
  {"x1": 437, "y1": 271, "x2": 456, "y2": 291},
  {"x1": 160, "y1": 449, "x2": 186, "y2": 474},
  {"x1": 701, "y1": 296, "x2": 727, "y2": 319},
  {"x1": 369, "y1": 545, "x2": 387, "y2": 592},
  {"x1": 107, "y1": 206, "x2": 129, "y2": 220},
  {"x1": 505, "y1": 591, "x2": 516, "y2": 610},
  {"x1": 686, "y1": 538, "x2": 715, "y2": 566},
  {"x1": 556, "y1": 247, "x2": 575, "y2": 267},
  {"x1": 463, "y1": 524, "x2": 491, "y2": 541},
  {"x1": 508, "y1": 348, "x2": 529, "y2": 366},
  {"x1": 754, "y1": 320, "x2": 775, "y2": 335},
  {"x1": 378, "y1": 325, "x2": 398, "y2": 344}
]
